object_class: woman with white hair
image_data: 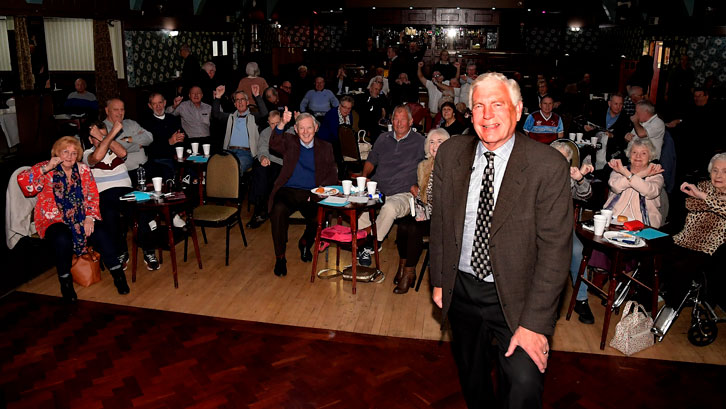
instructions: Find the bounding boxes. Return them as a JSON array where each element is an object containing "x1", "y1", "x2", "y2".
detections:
[
  {"x1": 393, "y1": 128, "x2": 450, "y2": 294},
  {"x1": 662, "y1": 153, "x2": 726, "y2": 306},
  {"x1": 236, "y1": 62, "x2": 269, "y2": 103}
]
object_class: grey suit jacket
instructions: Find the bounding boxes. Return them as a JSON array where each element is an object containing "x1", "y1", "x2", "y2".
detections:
[{"x1": 429, "y1": 133, "x2": 572, "y2": 336}]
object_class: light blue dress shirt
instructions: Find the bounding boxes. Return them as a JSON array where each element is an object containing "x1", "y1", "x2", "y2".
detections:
[
  {"x1": 230, "y1": 116, "x2": 249, "y2": 147},
  {"x1": 458, "y1": 134, "x2": 516, "y2": 282}
]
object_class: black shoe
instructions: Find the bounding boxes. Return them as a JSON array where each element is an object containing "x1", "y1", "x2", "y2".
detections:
[
  {"x1": 118, "y1": 252, "x2": 129, "y2": 271},
  {"x1": 274, "y1": 258, "x2": 287, "y2": 277},
  {"x1": 110, "y1": 268, "x2": 130, "y2": 295},
  {"x1": 246, "y1": 215, "x2": 267, "y2": 229},
  {"x1": 143, "y1": 250, "x2": 160, "y2": 271},
  {"x1": 574, "y1": 300, "x2": 595, "y2": 324},
  {"x1": 59, "y1": 276, "x2": 77, "y2": 302},
  {"x1": 299, "y1": 241, "x2": 313, "y2": 262},
  {"x1": 357, "y1": 246, "x2": 373, "y2": 267}
]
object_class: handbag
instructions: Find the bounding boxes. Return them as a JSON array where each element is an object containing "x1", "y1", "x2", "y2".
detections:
[
  {"x1": 357, "y1": 130, "x2": 372, "y2": 160},
  {"x1": 609, "y1": 300, "x2": 654, "y2": 355},
  {"x1": 70, "y1": 246, "x2": 102, "y2": 287}
]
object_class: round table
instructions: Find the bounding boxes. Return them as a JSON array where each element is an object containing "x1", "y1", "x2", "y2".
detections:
[
  {"x1": 310, "y1": 193, "x2": 383, "y2": 295},
  {"x1": 566, "y1": 222, "x2": 669, "y2": 349}
]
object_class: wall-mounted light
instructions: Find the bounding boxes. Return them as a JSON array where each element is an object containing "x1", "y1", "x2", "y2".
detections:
[
  {"x1": 169, "y1": 30, "x2": 179, "y2": 37},
  {"x1": 447, "y1": 28, "x2": 457, "y2": 38}
]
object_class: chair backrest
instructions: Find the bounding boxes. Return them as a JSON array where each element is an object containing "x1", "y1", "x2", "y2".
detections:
[
  {"x1": 551, "y1": 138, "x2": 581, "y2": 168},
  {"x1": 338, "y1": 125, "x2": 360, "y2": 161},
  {"x1": 205, "y1": 152, "x2": 240, "y2": 199}
]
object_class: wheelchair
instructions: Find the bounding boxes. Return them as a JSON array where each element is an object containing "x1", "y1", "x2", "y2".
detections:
[{"x1": 652, "y1": 272, "x2": 726, "y2": 346}]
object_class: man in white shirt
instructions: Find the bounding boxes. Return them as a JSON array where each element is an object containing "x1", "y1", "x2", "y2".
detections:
[{"x1": 625, "y1": 100, "x2": 665, "y2": 160}]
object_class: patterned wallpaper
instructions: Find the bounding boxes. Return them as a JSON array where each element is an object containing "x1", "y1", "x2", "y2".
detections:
[
  {"x1": 124, "y1": 30, "x2": 241, "y2": 88},
  {"x1": 280, "y1": 25, "x2": 344, "y2": 51},
  {"x1": 665, "y1": 35, "x2": 726, "y2": 86}
]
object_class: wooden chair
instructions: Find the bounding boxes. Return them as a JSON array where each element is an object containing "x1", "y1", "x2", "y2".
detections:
[
  {"x1": 338, "y1": 125, "x2": 363, "y2": 176},
  {"x1": 188, "y1": 151, "x2": 248, "y2": 265}
]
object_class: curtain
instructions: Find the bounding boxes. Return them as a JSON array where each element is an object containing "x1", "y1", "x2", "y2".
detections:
[
  {"x1": 93, "y1": 19, "x2": 118, "y2": 105},
  {"x1": 14, "y1": 16, "x2": 34, "y2": 90}
]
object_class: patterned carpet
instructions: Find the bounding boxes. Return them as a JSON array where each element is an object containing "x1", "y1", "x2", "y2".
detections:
[{"x1": 1, "y1": 291, "x2": 724, "y2": 409}]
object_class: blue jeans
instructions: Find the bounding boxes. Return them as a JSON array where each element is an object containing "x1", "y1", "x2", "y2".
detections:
[
  {"x1": 571, "y1": 233, "x2": 588, "y2": 301},
  {"x1": 230, "y1": 149, "x2": 254, "y2": 175}
]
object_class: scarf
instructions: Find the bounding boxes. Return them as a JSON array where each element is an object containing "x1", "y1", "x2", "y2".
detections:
[{"x1": 52, "y1": 163, "x2": 87, "y2": 255}]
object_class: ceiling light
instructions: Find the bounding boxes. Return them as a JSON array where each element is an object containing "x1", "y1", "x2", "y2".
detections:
[
  {"x1": 372, "y1": 6, "x2": 376, "y2": 10},
  {"x1": 447, "y1": 28, "x2": 457, "y2": 38},
  {"x1": 492, "y1": 7, "x2": 496, "y2": 10},
  {"x1": 409, "y1": 6, "x2": 413, "y2": 9}
]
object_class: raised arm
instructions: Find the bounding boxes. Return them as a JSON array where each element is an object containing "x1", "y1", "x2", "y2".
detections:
[
  {"x1": 88, "y1": 121, "x2": 126, "y2": 166},
  {"x1": 416, "y1": 62, "x2": 427, "y2": 87}
]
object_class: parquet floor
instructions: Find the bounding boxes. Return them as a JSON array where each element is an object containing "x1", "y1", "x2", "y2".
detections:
[
  {"x1": 1, "y1": 292, "x2": 725, "y2": 409},
  {"x1": 16, "y1": 214, "x2": 726, "y2": 365}
]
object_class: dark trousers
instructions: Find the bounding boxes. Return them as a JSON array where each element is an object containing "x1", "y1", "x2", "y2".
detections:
[
  {"x1": 98, "y1": 187, "x2": 153, "y2": 254},
  {"x1": 44, "y1": 222, "x2": 121, "y2": 278},
  {"x1": 395, "y1": 217, "x2": 430, "y2": 267},
  {"x1": 270, "y1": 187, "x2": 318, "y2": 257},
  {"x1": 448, "y1": 272, "x2": 544, "y2": 409},
  {"x1": 250, "y1": 161, "x2": 281, "y2": 215}
]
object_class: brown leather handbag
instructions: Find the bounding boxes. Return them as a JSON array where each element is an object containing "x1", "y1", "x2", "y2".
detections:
[{"x1": 71, "y1": 247, "x2": 102, "y2": 287}]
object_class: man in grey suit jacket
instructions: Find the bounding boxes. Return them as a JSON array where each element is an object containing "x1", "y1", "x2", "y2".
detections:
[{"x1": 430, "y1": 72, "x2": 572, "y2": 408}]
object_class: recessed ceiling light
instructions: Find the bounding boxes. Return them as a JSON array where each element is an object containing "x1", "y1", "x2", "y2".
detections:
[
  {"x1": 330, "y1": 9, "x2": 333, "y2": 12},
  {"x1": 456, "y1": 7, "x2": 460, "y2": 9},
  {"x1": 409, "y1": 6, "x2": 413, "y2": 9},
  {"x1": 372, "y1": 6, "x2": 376, "y2": 10},
  {"x1": 339, "y1": 7, "x2": 342, "y2": 11},
  {"x1": 492, "y1": 7, "x2": 496, "y2": 10},
  {"x1": 527, "y1": 8, "x2": 532, "y2": 12}
]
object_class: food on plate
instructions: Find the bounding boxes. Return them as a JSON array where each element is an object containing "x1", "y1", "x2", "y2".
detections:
[
  {"x1": 617, "y1": 215, "x2": 628, "y2": 223},
  {"x1": 315, "y1": 187, "x2": 326, "y2": 194}
]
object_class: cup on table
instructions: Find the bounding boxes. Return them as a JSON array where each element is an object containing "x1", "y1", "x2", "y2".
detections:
[
  {"x1": 342, "y1": 180, "x2": 353, "y2": 195},
  {"x1": 356, "y1": 176, "x2": 366, "y2": 193},
  {"x1": 420, "y1": 102, "x2": 426, "y2": 108},
  {"x1": 387, "y1": 124, "x2": 393, "y2": 132},
  {"x1": 590, "y1": 136, "x2": 598, "y2": 147},
  {"x1": 202, "y1": 143, "x2": 211, "y2": 156},
  {"x1": 345, "y1": 86, "x2": 349, "y2": 93},
  {"x1": 604, "y1": 93, "x2": 609, "y2": 101},
  {"x1": 593, "y1": 215, "x2": 607, "y2": 236},
  {"x1": 569, "y1": 132, "x2": 576, "y2": 141},
  {"x1": 600, "y1": 209, "x2": 613, "y2": 228},
  {"x1": 367, "y1": 181, "x2": 377, "y2": 196},
  {"x1": 175, "y1": 146, "x2": 184, "y2": 160},
  {"x1": 358, "y1": 87, "x2": 363, "y2": 92},
  {"x1": 152, "y1": 177, "x2": 163, "y2": 193},
  {"x1": 191, "y1": 142, "x2": 199, "y2": 155},
  {"x1": 576, "y1": 133, "x2": 584, "y2": 143}
]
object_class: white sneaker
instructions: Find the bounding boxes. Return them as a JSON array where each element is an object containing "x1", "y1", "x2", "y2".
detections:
[{"x1": 172, "y1": 214, "x2": 186, "y2": 228}]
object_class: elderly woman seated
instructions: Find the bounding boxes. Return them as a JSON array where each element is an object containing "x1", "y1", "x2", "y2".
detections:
[
  {"x1": 393, "y1": 128, "x2": 450, "y2": 294},
  {"x1": 17, "y1": 136, "x2": 130, "y2": 301},
  {"x1": 574, "y1": 138, "x2": 666, "y2": 321},
  {"x1": 662, "y1": 153, "x2": 726, "y2": 306}
]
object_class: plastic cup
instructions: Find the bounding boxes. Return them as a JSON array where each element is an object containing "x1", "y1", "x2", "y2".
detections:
[
  {"x1": 593, "y1": 215, "x2": 607, "y2": 236},
  {"x1": 202, "y1": 143, "x2": 211, "y2": 156},
  {"x1": 356, "y1": 177, "x2": 366, "y2": 193},
  {"x1": 591, "y1": 136, "x2": 598, "y2": 146},
  {"x1": 175, "y1": 146, "x2": 184, "y2": 159},
  {"x1": 600, "y1": 209, "x2": 613, "y2": 228},
  {"x1": 345, "y1": 86, "x2": 349, "y2": 93},
  {"x1": 152, "y1": 177, "x2": 163, "y2": 193},
  {"x1": 358, "y1": 87, "x2": 362, "y2": 92},
  {"x1": 367, "y1": 181, "x2": 377, "y2": 196},
  {"x1": 576, "y1": 132, "x2": 584, "y2": 142},
  {"x1": 191, "y1": 142, "x2": 199, "y2": 155},
  {"x1": 569, "y1": 132, "x2": 576, "y2": 141},
  {"x1": 387, "y1": 124, "x2": 393, "y2": 132},
  {"x1": 342, "y1": 180, "x2": 353, "y2": 195}
]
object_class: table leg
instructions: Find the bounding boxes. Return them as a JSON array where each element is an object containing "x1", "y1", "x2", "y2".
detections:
[
  {"x1": 131, "y1": 219, "x2": 139, "y2": 283},
  {"x1": 350, "y1": 210, "x2": 358, "y2": 295},
  {"x1": 566, "y1": 244, "x2": 593, "y2": 320},
  {"x1": 162, "y1": 207, "x2": 178, "y2": 288},
  {"x1": 186, "y1": 212, "x2": 202, "y2": 269},
  {"x1": 601, "y1": 251, "x2": 623, "y2": 349},
  {"x1": 652, "y1": 255, "x2": 661, "y2": 318},
  {"x1": 310, "y1": 207, "x2": 324, "y2": 283},
  {"x1": 370, "y1": 209, "x2": 380, "y2": 270},
  {"x1": 198, "y1": 168, "x2": 204, "y2": 206}
]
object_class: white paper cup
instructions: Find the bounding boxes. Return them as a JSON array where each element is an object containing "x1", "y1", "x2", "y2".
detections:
[
  {"x1": 191, "y1": 142, "x2": 199, "y2": 155},
  {"x1": 600, "y1": 209, "x2": 613, "y2": 228},
  {"x1": 367, "y1": 181, "x2": 377, "y2": 196},
  {"x1": 569, "y1": 132, "x2": 576, "y2": 140},
  {"x1": 342, "y1": 180, "x2": 353, "y2": 195},
  {"x1": 593, "y1": 215, "x2": 607, "y2": 236},
  {"x1": 152, "y1": 177, "x2": 163, "y2": 192},
  {"x1": 387, "y1": 124, "x2": 393, "y2": 132},
  {"x1": 356, "y1": 176, "x2": 366, "y2": 193},
  {"x1": 420, "y1": 102, "x2": 426, "y2": 108},
  {"x1": 576, "y1": 132, "x2": 584, "y2": 142},
  {"x1": 345, "y1": 86, "x2": 349, "y2": 93},
  {"x1": 202, "y1": 143, "x2": 211, "y2": 156},
  {"x1": 175, "y1": 146, "x2": 184, "y2": 159},
  {"x1": 591, "y1": 136, "x2": 598, "y2": 146},
  {"x1": 358, "y1": 87, "x2": 362, "y2": 92},
  {"x1": 604, "y1": 93, "x2": 609, "y2": 101}
]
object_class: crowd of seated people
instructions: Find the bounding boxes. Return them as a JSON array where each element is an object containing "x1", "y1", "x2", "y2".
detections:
[{"x1": 13, "y1": 40, "x2": 726, "y2": 314}]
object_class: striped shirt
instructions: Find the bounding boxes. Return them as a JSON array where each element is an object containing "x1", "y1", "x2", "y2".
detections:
[{"x1": 83, "y1": 149, "x2": 132, "y2": 193}]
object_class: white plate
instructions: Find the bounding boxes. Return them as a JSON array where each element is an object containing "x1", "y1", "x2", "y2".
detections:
[
  {"x1": 310, "y1": 187, "x2": 339, "y2": 196},
  {"x1": 603, "y1": 231, "x2": 645, "y2": 248}
]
